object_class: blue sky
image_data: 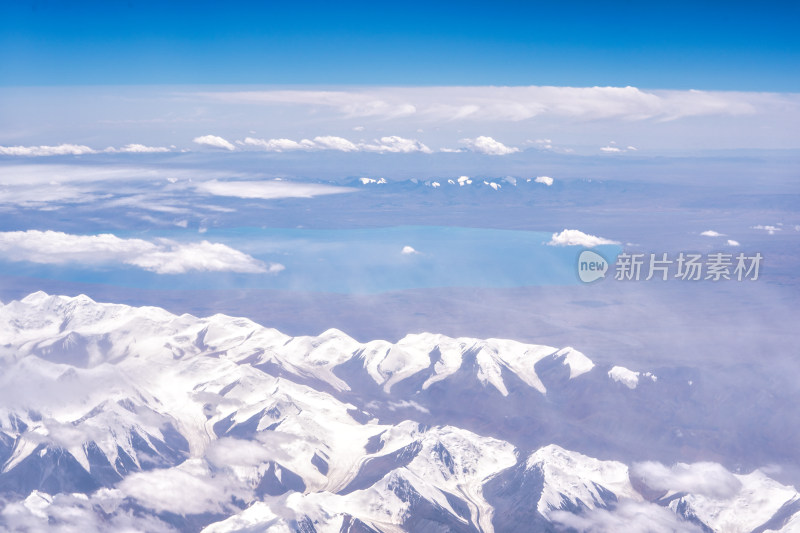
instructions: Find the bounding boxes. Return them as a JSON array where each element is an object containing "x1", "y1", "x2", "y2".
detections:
[{"x1": 2, "y1": 0, "x2": 798, "y2": 90}]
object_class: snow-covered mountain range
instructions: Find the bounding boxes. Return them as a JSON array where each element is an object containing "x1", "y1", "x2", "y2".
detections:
[{"x1": 0, "y1": 292, "x2": 797, "y2": 532}]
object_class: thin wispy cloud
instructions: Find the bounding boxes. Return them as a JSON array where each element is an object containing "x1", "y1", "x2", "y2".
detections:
[
  {"x1": 194, "y1": 85, "x2": 766, "y2": 123},
  {"x1": 752, "y1": 224, "x2": 782, "y2": 235},
  {"x1": 0, "y1": 230, "x2": 274, "y2": 274},
  {"x1": 600, "y1": 141, "x2": 637, "y2": 153},
  {"x1": 195, "y1": 180, "x2": 356, "y2": 200},
  {"x1": 0, "y1": 183, "x2": 107, "y2": 207}
]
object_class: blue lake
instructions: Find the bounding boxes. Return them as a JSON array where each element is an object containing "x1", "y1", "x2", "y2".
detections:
[{"x1": 8, "y1": 226, "x2": 622, "y2": 293}]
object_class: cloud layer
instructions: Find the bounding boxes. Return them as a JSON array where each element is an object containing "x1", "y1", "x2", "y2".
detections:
[
  {"x1": 0, "y1": 144, "x2": 97, "y2": 156},
  {"x1": 195, "y1": 180, "x2": 355, "y2": 199},
  {"x1": 551, "y1": 499, "x2": 703, "y2": 533},
  {"x1": 0, "y1": 144, "x2": 173, "y2": 157},
  {"x1": 111, "y1": 143, "x2": 171, "y2": 153},
  {"x1": 0, "y1": 230, "x2": 273, "y2": 274},
  {"x1": 243, "y1": 135, "x2": 432, "y2": 154},
  {"x1": 195, "y1": 85, "x2": 765, "y2": 123}
]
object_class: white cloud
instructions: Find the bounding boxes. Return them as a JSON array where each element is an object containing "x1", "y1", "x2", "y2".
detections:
[
  {"x1": 193, "y1": 135, "x2": 236, "y2": 151},
  {"x1": 365, "y1": 399, "x2": 430, "y2": 413},
  {"x1": 116, "y1": 143, "x2": 171, "y2": 153},
  {"x1": 243, "y1": 135, "x2": 432, "y2": 154},
  {"x1": 630, "y1": 461, "x2": 743, "y2": 499},
  {"x1": 388, "y1": 400, "x2": 430, "y2": 413},
  {"x1": 601, "y1": 141, "x2": 640, "y2": 153},
  {"x1": 312, "y1": 135, "x2": 359, "y2": 152},
  {"x1": 118, "y1": 463, "x2": 247, "y2": 515},
  {"x1": 243, "y1": 137, "x2": 315, "y2": 152},
  {"x1": 551, "y1": 499, "x2": 703, "y2": 533},
  {"x1": 195, "y1": 86, "x2": 760, "y2": 123},
  {"x1": 206, "y1": 438, "x2": 274, "y2": 469},
  {"x1": 361, "y1": 136, "x2": 432, "y2": 153},
  {"x1": 265, "y1": 263, "x2": 286, "y2": 273},
  {"x1": 401, "y1": 245, "x2": 419, "y2": 255},
  {"x1": 534, "y1": 176, "x2": 554, "y2": 186},
  {"x1": 0, "y1": 144, "x2": 97, "y2": 156},
  {"x1": 726, "y1": 239, "x2": 740, "y2": 246},
  {"x1": 129, "y1": 240, "x2": 272, "y2": 274},
  {"x1": 700, "y1": 230, "x2": 723, "y2": 237},
  {"x1": 607, "y1": 366, "x2": 640, "y2": 389},
  {"x1": 460, "y1": 136, "x2": 519, "y2": 155},
  {"x1": 0, "y1": 230, "x2": 272, "y2": 274},
  {"x1": 195, "y1": 180, "x2": 355, "y2": 200},
  {"x1": 20, "y1": 418, "x2": 107, "y2": 452},
  {"x1": 0, "y1": 490, "x2": 177, "y2": 533},
  {"x1": 244, "y1": 133, "x2": 435, "y2": 154},
  {"x1": 547, "y1": 229, "x2": 620, "y2": 247}
]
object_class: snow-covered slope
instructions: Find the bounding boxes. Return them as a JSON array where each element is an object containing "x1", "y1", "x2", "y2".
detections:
[
  {"x1": 0, "y1": 293, "x2": 797, "y2": 532},
  {"x1": 0, "y1": 292, "x2": 595, "y2": 397}
]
